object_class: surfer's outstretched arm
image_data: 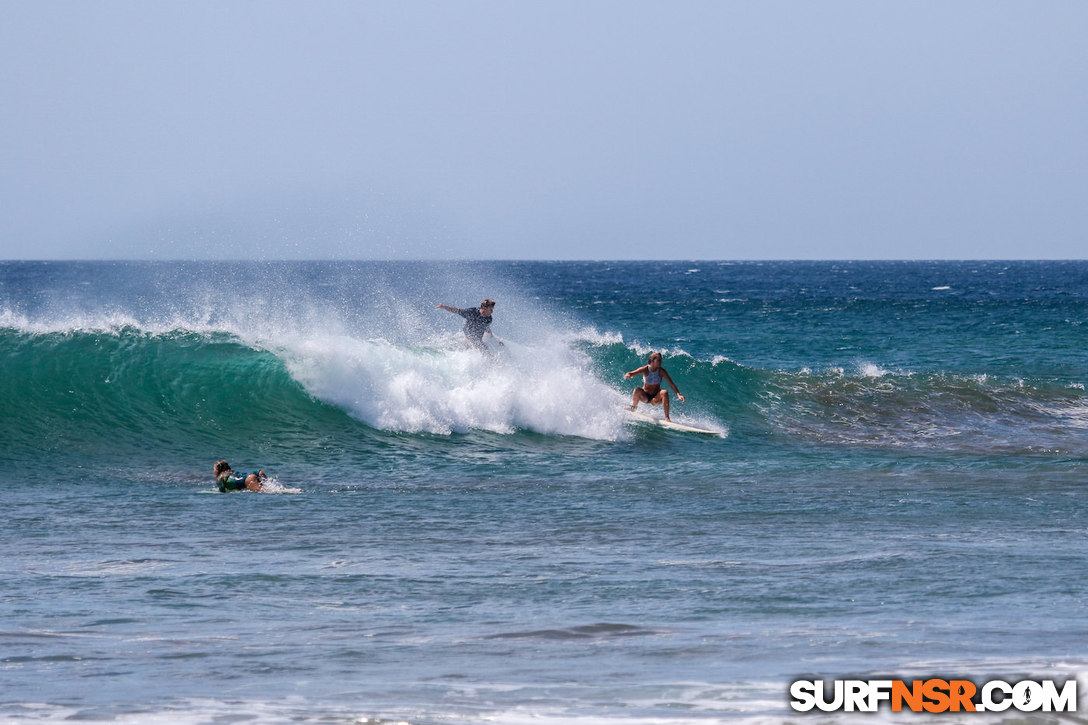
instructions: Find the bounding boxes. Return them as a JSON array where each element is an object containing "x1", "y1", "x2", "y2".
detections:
[
  {"x1": 660, "y1": 368, "x2": 685, "y2": 403},
  {"x1": 435, "y1": 304, "x2": 458, "y2": 314}
]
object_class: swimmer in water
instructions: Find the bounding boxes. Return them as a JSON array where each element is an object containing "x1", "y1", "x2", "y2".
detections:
[{"x1": 213, "y1": 459, "x2": 266, "y2": 492}]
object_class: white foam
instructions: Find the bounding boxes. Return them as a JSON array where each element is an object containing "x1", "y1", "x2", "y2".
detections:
[
  {"x1": 258, "y1": 478, "x2": 301, "y2": 494},
  {"x1": 0, "y1": 305, "x2": 145, "y2": 335},
  {"x1": 279, "y1": 333, "x2": 630, "y2": 440},
  {"x1": 624, "y1": 340, "x2": 695, "y2": 361},
  {"x1": 857, "y1": 362, "x2": 891, "y2": 378},
  {"x1": 7, "y1": 668, "x2": 1084, "y2": 724},
  {"x1": 571, "y1": 325, "x2": 625, "y2": 347}
]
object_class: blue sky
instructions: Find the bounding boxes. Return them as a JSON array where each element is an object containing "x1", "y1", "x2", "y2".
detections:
[{"x1": 2, "y1": 1, "x2": 1085, "y2": 260}]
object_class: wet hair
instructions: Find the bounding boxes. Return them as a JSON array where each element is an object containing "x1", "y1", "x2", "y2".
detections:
[
  {"x1": 648, "y1": 352, "x2": 662, "y2": 362},
  {"x1": 213, "y1": 459, "x2": 232, "y2": 477},
  {"x1": 481, "y1": 299, "x2": 496, "y2": 309}
]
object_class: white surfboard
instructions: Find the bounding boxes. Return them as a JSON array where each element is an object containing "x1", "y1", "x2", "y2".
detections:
[{"x1": 625, "y1": 408, "x2": 721, "y2": 435}]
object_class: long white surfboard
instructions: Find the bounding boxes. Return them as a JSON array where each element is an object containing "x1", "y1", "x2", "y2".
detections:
[{"x1": 625, "y1": 408, "x2": 721, "y2": 435}]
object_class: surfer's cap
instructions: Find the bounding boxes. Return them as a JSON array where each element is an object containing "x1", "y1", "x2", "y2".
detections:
[{"x1": 481, "y1": 299, "x2": 496, "y2": 309}]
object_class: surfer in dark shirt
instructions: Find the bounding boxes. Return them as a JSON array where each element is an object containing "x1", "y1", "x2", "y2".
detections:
[
  {"x1": 213, "y1": 459, "x2": 266, "y2": 492},
  {"x1": 624, "y1": 351, "x2": 685, "y2": 421},
  {"x1": 436, "y1": 299, "x2": 503, "y2": 352}
]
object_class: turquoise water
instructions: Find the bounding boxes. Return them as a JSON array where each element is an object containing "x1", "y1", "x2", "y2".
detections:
[{"x1": 2, "y1": 260, "x2": 1087, "y2": 723}]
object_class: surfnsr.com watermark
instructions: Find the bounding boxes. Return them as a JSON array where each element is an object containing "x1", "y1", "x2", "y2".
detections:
[{"x1": 790, "y1": 678, "x2": 1078, "y2": 713}]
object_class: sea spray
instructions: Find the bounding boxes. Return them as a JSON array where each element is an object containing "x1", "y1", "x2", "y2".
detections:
[{"x1": 278, "y1": 333, "x2": 629, "y2": 438}]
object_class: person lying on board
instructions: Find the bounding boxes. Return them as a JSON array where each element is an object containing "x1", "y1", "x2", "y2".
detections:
[
  {"x1": 435, "y1": 299, "x2": 504, "y2": 352},
  {"x1": 213, "y1": 459, "x2": 266, "y2": 492},
  {"x1": 624, "y1": 351, "x2": 685, "y2": 422}
]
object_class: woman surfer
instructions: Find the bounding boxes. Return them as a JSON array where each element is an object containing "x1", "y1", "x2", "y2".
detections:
[{"x1": 624, "y1": 352, "x2": 685, "y2": 422}]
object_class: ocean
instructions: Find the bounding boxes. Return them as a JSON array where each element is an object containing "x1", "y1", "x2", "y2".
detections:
[{"x1": 2, "y1": 259, "x2": 1087, "y2": 723}]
